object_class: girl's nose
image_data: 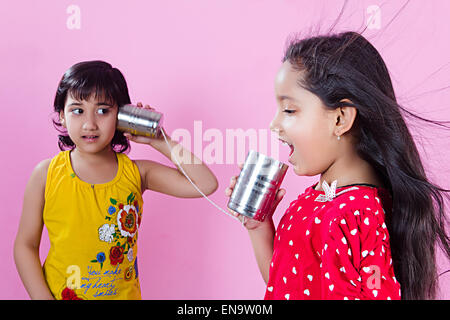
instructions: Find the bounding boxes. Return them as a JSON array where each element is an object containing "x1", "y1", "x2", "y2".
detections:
[
  {"x1": 269, "y1": 120, "x2": 277, "y2": 132},
  {"x1": 270, "y1": 114, "x2": 282, "y2": 134},
  {"x1": 82, "y1": 115, "x2": 98, "y2": 130}
]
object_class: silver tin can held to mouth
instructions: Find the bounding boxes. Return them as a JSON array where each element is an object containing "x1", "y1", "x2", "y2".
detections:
[
  {"x1": 117, "y1": 104, "x2": 164, "y2": 138},
  {"x1": 227, "y1": 150, "x2": 288, "y2": 222}
]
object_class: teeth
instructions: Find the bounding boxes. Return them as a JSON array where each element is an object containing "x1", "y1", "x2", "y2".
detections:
[{"x1": 279, "y1": 138, "x2": 294, "y2": 157}]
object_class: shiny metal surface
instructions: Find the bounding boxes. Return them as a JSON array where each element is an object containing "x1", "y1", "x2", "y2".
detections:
[
  {"x1": 117, "y1": 104, "x2": 163, "y2": 138},
  {"x1": 227, "y1": 150, "x2": 288, "y2": 221}
]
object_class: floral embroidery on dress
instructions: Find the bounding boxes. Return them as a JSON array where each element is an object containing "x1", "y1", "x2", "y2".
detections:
[
  {"x1": 95, "y1": 192, "x2": 141, "y2": 279},
  {"x1": 124, "y1": 265, "x2": 134, "y2": 281},
  {"x1": 117, "y1": 204, "x2": 138, "y2": 238},
  {"x1": 90, "y1": 252, "x2": 106, "y2": 269},
  {"x1": 98, "y1": 224, "x2": 115, "y2": 243},
  {"x1": 61, "y1": 287, "x2": 83, "y2": 300}
]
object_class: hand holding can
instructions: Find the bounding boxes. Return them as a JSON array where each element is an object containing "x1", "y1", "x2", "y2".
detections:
[{"x1": 226, "y1": 150, "x2": 288, "y2": 227}]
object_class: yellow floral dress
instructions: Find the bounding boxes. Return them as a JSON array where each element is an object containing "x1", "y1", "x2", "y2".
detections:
[{"x1": 43, "y1": 151, "x2": 143, "y2": 299}]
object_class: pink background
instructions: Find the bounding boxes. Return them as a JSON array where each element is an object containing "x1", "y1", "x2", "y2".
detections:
[{"x1": 1, "y1": 0, "x2": 449, "y2": 299}]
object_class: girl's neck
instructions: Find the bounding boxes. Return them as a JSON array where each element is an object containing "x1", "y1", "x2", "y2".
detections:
[
  {"x1": 70, "y1": 147, "x2": 118, "y2": 185},
  {"x1": 316, "y1": 153, "x2": 384, "y2": 191},
  {"x1": 71, "y1": 146, "x2": 116, "y2": 164}
]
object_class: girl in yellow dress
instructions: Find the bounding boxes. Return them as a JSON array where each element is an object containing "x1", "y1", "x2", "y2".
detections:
[{"x1": 14, "y1": 60, "x2": 218, "y2": 300}]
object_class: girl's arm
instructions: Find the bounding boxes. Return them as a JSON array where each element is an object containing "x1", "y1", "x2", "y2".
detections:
[
  {"x1": 14, "y1": 159, "x2": 54, "y2": 300},
  {"x1": 225, "y1": 170, "x2": 285, "y2": 284},
  {"x1": 127, "y1": 103, "x2": 218, "y2": 197},
  {"x1": 246, "y1": 219, "x2": 276, "y2": 284}
]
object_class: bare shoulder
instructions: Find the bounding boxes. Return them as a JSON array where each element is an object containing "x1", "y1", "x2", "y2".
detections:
[
  {"x1": 25, "y1": 158, "x2": 52, "y2": 193},
  {"x1": 132, "y1": 159, "x2": 163, "y2": 177},
  {"x1": 32, "y1": 158, "x2": 52, "y2": 182},
  {"x1": 132, "y1": 159, "x2": 162, "y2": 192},
  {"x1": 35, "y1": 158, "x2": 52, "y2": 173},
  {"x1": 16, "y1": 158, "x2": 52, "y2": 246},
  {"x1": 132, "y1": 159, "x2": 158, "y2": 169},
  {"x1": 21, "y1": 158, "x2": 52, "y2": 221}
]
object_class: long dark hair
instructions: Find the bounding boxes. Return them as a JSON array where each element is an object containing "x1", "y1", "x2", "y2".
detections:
[
  {"x1": 283, "y1": 31, "x2": 450, "y2": 299},
  {"x1": 53, "y1": 60, "x2": 131, "y2": 153}
]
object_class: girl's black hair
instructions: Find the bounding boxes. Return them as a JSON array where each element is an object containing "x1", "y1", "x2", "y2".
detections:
[
  {"x1": 283, "y1": 31, "x2": 450, "y2": 299},
  {"x1": 53, "y1": 60, "x2": 131, "y2": 153}
]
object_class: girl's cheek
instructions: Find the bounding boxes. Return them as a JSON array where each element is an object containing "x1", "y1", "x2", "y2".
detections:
[{"x1": 281, "y1": 117, "x2": 300, "y2": 135}]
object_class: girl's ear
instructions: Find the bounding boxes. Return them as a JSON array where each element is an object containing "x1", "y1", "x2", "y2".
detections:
[
  {"x1": 59, "y1": 111, "x2": 66, "y2": 128},
  {"x1": 334, "y1": 99, "x2": 357, "y2": 138}
]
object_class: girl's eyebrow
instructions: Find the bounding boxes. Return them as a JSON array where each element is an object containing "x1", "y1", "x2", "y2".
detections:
[
  {"x1": 277, "y1": 95, "x2": 300, "y2": 103},
  {"x1": 96, "y1": 102, "x2": 114, "y2": 107},
  {"x1": 67, "y1": 101, "x2": 114, "y2": 107},
  {"x1": 67, "y1": 102, "x2": 83, "y2": 107}
]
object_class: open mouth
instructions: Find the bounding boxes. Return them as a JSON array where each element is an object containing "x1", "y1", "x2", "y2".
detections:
[
  {"x1": 279, "y1": 138, "x2": 294, "y2": 157},
  {"x1": 82, "y1": 135, "x2": 99, "y2": 141}
]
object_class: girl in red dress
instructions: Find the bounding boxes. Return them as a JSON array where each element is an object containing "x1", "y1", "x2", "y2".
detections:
[{"x1": 226, "y1": 32, "x2": 450, "y2": 300}]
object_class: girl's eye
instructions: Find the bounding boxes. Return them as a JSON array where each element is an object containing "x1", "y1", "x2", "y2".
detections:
[
  {"x1": 72, "y1": 108, "x2": 83, "y2": 115},
  {"x1": 97, "y1": 108, "x2": 109, "y2": 115},
  {"x1": 283, "y1": 109, "x2": 296, "y2": 114}
]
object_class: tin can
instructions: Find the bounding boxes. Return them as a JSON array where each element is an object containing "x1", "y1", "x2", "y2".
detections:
[
  {"x1": 227, "y1": 150, "x2": 288, "y2": 221},
  {"x1": 117, "y1": 104, "x2": 163, "y2": 138}
]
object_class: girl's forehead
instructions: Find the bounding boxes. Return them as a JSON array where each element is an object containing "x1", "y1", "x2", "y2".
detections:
[
  {"x1": 274, "y1": 62, "x2": 326, "y2": 110},
  {"x1": 275, "y1": 62, "x2": 305, "y2": 89},
  {"x1": 275, "y1": 63, "x2": 309, "y2": 98}
]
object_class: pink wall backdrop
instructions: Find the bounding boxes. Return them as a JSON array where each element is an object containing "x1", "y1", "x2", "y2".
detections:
[{"x1": 1, "y1": 0, "x2": 449, "y2": 299}]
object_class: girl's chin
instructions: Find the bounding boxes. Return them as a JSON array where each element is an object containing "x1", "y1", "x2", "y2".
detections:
[
  {"x1": 292, "y1": 165, "x2": 303, "y2": 176},
  {"x1": 288, "y1": 156, "x2": 311, "y2": 176},
  {"x1": 288, "y1": 157, "x2": 302, "y2": 175},
  {"x1": 288, "y1": 152, "x2": 298, "y2": 165}
]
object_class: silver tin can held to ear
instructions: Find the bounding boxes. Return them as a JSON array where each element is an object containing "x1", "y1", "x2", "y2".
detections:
[
  {"x1": 117, "y1": 104, "x2": 164, "y2": 138},
  {"x1": 227, "y1": 150, "x2": 288, "y2": 222}
]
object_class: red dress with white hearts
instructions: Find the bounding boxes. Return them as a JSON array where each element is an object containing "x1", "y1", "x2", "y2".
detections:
[{"x1": 264, "y1": 183, "x2": 401, "y2": 300}]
